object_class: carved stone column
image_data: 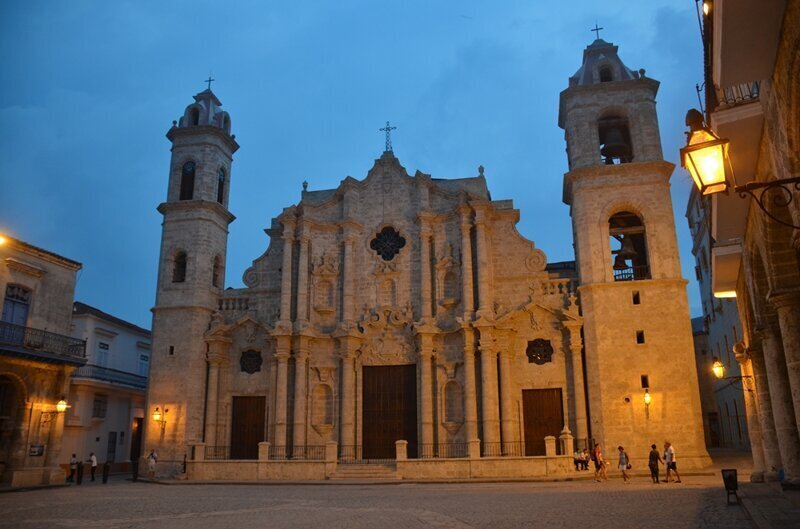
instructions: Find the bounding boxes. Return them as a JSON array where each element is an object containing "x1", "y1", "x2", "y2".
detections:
[
  {"x1": 292, "y1": 338, "x2": 310, "y2": 456},
  {"x1": 750, "y1": 341, "x2": 783, "y2": 480},
  {"x1": 564, "y1": 322, "x2": 588, "y2": 442},
  {"x1": 205, "y1": 337, "x2": 230, "y2": 447},
  {"x1": 462, "y1": 327, "x2": 479, "y2": 443},
  {"x1": 758, "y1": 327, "x2": 800, "y2": 483},
  {"x1": 479, "y1": 341, "x2": 500, "y2": 445},
  {"x1": 418, "y1": 333, "x2": 435, "y2": 448},
  {"x1": 337, "y1": 334, "x2": 360, "y2": 448},
  {"x1": 769, "y1": 291, "x2": 800, "y2": 434},
  {"x1": 458, "y1": 205, "x2": 475, "y2": 321},
  {"x1": 735, "y1": 343, "x2": 765, "y2": 482},
  {"x1": 341, "y1": 223, "x2": 359, "y2": 323},
  {"x1": 279, "y1": 214, "x2": 296, "y2": 324},
  {"x1": 295, "y1": 231, "x2": 311, "y2": 325},
  {"x1": 419, "y1": 214, "x2": 434, "y2": 322},
  {"x1": 472, "y1": 204, "x2": 493, "y2": 318},
  {"x1": 498, "y1": 347, "x2": 517, "y2": 447},
  {"x1": 273, "y1": 336, "x2": 291, "y2": 447}
]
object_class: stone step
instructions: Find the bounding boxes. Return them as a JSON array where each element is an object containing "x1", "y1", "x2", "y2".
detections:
[{"x1": 329, "y1": 464, "x2": 397, "y2": 479}]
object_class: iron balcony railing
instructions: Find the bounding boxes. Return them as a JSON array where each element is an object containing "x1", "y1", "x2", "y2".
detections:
[
  {"x1": 205, "y1": 446, "x2": 231, "y2": 460},
  {"x1": 481, "y1": 441, "x2": 526, "y2": 457},
  {"x1": 613, "y1": 265, "x2": 651, "y2": 282},
  {"x1": 417, "y1": 443, "x2": 468, "y2": 459},
  {"x1": 72, "y1": 364, "x2": 147, "y2": 389},
  {"x1": 0, "y1": 320, "x2": 86, "y2": 360}
]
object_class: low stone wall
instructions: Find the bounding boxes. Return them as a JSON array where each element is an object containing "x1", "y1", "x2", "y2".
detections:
[{"x1": 397, "y1": 455, "x2": 573, "y2": 480}]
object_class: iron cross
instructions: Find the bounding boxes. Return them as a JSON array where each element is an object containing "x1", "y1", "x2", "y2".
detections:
[
  {"x1": 379, "y1": 121, "x2": 397, "y2": 152},
  {"x1": 205, "y1": 76, "x2": 215, "y2": 90},
  {"x1": 591, "y1": 23, "x2": 604, "y2": 39}
]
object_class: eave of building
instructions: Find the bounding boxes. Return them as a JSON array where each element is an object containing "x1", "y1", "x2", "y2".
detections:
[{"x1": 0, "y1": 236, "x2": 82, "y2": 271}]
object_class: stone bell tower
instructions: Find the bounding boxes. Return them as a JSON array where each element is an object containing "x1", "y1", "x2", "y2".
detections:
[
  {"x1": 559, "y1": 39, "x2": 709, "y2": 467},
  {"x1": 145, "y1": 87, "x2": 238, "y2": 472}
]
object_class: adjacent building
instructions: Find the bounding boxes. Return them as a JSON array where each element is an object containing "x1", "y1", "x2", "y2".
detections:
[
  {"x1": 62, "y1": 302, "x2": 150, "y2": 473},
  {"x1": 145, "y1": 38, "x2": 709, "y2": 480},
  {"x1": 0, "y1": 236, "x2": 86, "y2": 487}
]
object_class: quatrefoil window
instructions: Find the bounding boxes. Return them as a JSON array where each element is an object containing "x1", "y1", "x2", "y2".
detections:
[
  {"x1": 526, "y1": 339, "x2": 554, "y2": 365},
  {"x1": 370, "y1": 226, "x2": 406, "y2": 261}
]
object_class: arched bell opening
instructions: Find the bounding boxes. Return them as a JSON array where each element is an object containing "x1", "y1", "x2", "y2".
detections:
[
  {"x1": 598, "y1": 115, "x2": 633, "y2": 164},
  {"x1": 609, "y1": 211, "x2": 650, "y2": 281}
]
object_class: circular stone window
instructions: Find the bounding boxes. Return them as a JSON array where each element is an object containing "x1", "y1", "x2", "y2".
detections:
[{"x1": 370, "y1": 226, "x2": 406, "y2": 261}]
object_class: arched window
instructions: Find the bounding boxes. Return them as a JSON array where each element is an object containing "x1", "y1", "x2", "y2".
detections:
[
  {"x1": 212, "y1": 256, "x2": 222, "y2": 288},
  {"x1": 189, "y1": 107, "x2": 200, "y2": 126},
  {"x1": 443, "y1": 270, "x2": 459, "y2": 299},
  {"x1": 599, "y1": 66, "x2": 613, "y2": 82},
  {"x1": 179, "y1": 161, "x2": 195, "y2": 200},
  {"x1": 222, "y1": 114, "x2": 231, "y2": 134},
  {"x1": 312, "y1": 384, "x2": 334, "y2": 428},
  {"x1": 316, "y1": 280, "x2": 334, "y2": 308},
  {"x1": 444, "y1": 381, "x2": 464, "y2": 423},
  {"x1": 172, "y1": 252, "x2": 187, "y2": 283},
  {"x1": 609, "y1": 212, "x2": 650, "y2": 281},
  {"x1": 2, "y1": 285, "x2": 31, "y2": 326},
  {"x1": 216, "y1": 168, "x2": 225, "y2": 204},
  {"x1": 598, "y1": 115, "x2": 633, "y2": 164}
]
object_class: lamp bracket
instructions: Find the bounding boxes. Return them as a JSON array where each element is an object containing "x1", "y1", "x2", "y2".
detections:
[{"x1": 735, "y1": 176, "x2": 800, "y2": 230}]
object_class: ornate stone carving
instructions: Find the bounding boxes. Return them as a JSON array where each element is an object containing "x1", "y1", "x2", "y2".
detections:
[
  {"x1": 525, "y1": 248, "x2": 547, "y2": 272},
  {"x1": 312, "y1": 251, "x2": 339, "y2": 277},
  {"x1": 242, "y1": 266, "x2": 259, "y2": 287},
  {"x1": 312, "y1": 366, "x2": 335, "y2": 383},
  {"x1": 357, "y1": 305, "x2": 415, "y2": 365},
  {"x1": 240, "y1": 350, "x2": 263, "y2": 374}
]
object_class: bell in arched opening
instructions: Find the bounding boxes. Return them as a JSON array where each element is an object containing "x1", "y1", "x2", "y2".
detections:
[
  {"x1": 600, "y1": 127, "x2": 632, "y2": 164},
  {"x1": 612, "y1": 235, "x2": 638, "y2": 270}
]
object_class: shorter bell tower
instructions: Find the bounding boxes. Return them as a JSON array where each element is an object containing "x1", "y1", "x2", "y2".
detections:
[
  {"x1": 560, "y1": 39, "x2": 710, "y2": 468},
  {"x1": 145, "y1": 87, "x2": 239, "y2": 473}
]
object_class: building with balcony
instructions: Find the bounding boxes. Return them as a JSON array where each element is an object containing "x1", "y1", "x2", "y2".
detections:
[
  {"x1": 62, "y1": 302, "x2": 150, "y2": 473},
  {"x1": 687, "y1": 189, "x2": 749, "y2": 449},
  {"x1": 0, "y1": 235, "x2": 85, "y2": 487},
  {"x1": 695, "y1": 1, "x2": 800, "y2": 483}
]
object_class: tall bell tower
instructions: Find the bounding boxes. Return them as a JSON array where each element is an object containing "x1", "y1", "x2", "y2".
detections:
[
  {"x1": 560, "y1": 39, "x2": 710, "y2": 467},
  {"x1": 145, "y1": 87, "x2": 238, "y2": 472}
]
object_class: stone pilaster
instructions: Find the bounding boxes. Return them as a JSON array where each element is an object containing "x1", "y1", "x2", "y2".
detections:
[
  {"x1": 462, "y1": 327, "x2": 479, "y2": 443},
  {"x1": 758, "y1": 327, "x2": 800, "y2": 483},
  {"x1": 278, "y1": 214, "x2": 296, "y2": 325},
  {"x1": 418, "y1": 214, "x2": 434, "y2": 322},
  {"x1": 458, "y1": 205, "x2": 475, "y2": 320},
  {"x1": 295, "y1": 230, "x2": 311, "y2": 325},
  {"x1": 273, "y1": 336, "x2": 291, "y2": 447},
  {"x1": 418, "y1": 332, "x2": 435, "y2": 448},
  {"x1": 472, "y1": 204, "x2": 493, "y2": 318},
  {"x1": 750, "y1": 342, "x2": 783, "y2": 480},
  {"x1": 479, "y1": 341, "x2": 500, "y2": 445},
  {"x1": 337, "y1": 334, "x2": 360, "y2": 448},
  {"x1": 769, "y1": 291, "x2": 800, "y2": 436},
  {"x1": 736, "y1": 343, "x2": 765, "y2": 482},
  {"x1": 564, "y1": 322, "x2": 588, "y2": 442},
  {"x1": 341, "y1": 222, "x2": 359, "y2": 323},
  {"x1": 292, "y1": 337, "x2": 310, "y2": 456},
  {"x1": 204, "y1": 337, "x2": 231, "y2": 447},
  {"x1": 498, "y1": 347, "x2": 517, "y2": 446}
]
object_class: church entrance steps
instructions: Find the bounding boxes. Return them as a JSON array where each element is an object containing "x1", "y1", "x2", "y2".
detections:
[{"x1": 329, "y1": 464, "x2": 397, "y2": 480}]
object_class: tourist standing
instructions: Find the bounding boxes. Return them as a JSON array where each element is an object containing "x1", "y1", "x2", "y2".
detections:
[
  {"x1": 67, "y1": 454, "x2": 77, "y2": 482},
  {"x1": 648, "y1": 444, "x2": 663, "y2": 484},
  {"x1": 617, "y1": 446, "x2": 631, "y2": 483},
  {"x1": 147, "y1": 449, "x2": 158, "y2": 479},
  {"x1": 88, "y1": 452, "x2": 98, "y2": 481},
  {"x1": 664, "y1": 442, "x2": 682, "y2": 483},
  {"x1": 593, "y1": 444, "x2": 607, "y2": 482}
]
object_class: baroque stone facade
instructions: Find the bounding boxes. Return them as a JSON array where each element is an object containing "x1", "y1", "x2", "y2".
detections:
[{"x1": 145, "y1": 39, "x2": 710, "y2": 477}]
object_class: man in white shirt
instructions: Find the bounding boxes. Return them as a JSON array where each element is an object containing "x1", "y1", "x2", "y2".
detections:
[
  {"x1": 88, "y1": 452, "x2": 98, "y2": 482},
  {"x1": 664, "y1": 442, "x2": 682, "y2": 483}
]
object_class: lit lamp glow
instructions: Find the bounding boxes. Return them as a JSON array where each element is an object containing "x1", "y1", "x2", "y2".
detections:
[
  {"x1": 152, "y1": 406, "x2": 168, "y2": 432},
  {"x1": 643, "y1": 390, "x2": 652, "y2": 406},
  {"x1": 681, "y1": 109, "x2": 731, "y2": 195},
  {"x1": 55, "y1": 398, "x2": 68, "y2": 413},
  {"x1": 712, "y1": 358, "x2": 725, "y2": 379},
  {"x1": 152, "y1": 407, "x2": 163, "y2": 422},
  {"x1": 703, "y1": 2, "x2": 710, "y2": 15}
]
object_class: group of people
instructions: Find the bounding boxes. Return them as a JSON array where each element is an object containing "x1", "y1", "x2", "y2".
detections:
[
  {"x1": 66, "y1": 452, "x2": 98, "y2": 482},
  {"x1": 574, "y1": 441, "x2": 682, "y2": 484}
]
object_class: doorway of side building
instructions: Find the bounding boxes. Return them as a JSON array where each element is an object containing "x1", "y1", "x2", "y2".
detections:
[
  {"x1": 522, "y1": 388, "x2": 564, "y2": 456},
  {"x1": 230, "y1": 396, "x2": 266, "y2": 460},
  {"x1": 362, "y1": 365, "x2": 418, "y2": 459},
  {"x1": 130, "y1": 417, "x2": 143, "y2": 462}
]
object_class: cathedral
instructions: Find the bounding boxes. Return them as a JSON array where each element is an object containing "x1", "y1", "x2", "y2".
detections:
[{"x1": 145, "y1": 39, "x2": 711, "y2": 479}]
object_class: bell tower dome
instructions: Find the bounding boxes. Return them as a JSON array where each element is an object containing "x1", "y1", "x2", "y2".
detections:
[{"x1": 560, "y1": 39, "x2": 710, "y2": 469}]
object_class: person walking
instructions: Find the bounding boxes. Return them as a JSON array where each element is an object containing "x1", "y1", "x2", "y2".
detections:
[
  {"x1": 147, "y1": 449, "x2": 158, "y2": 479},
  {"x1": 88, "y1": 452, "x2": 98, "y2": 482},
  {"x1": 664, "y1": 441, "x2": 682, "y2": 483},
  {"x1": 593, "y1": 444, "x2": 607, "y2": 482},
  {"x1": 617, "y1": 446, "x2": 631, "y2": 483},
  {"x1": 67, "y1": 454, "x2": 77, "y2": 482},
  {"x1": 648, "y1": 444, "x2": 663, "y2": 484}
]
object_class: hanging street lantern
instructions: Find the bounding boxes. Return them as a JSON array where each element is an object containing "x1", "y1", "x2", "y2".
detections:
[{"x1": 681, "y1": 109, "x2": 731, "y2": 196}]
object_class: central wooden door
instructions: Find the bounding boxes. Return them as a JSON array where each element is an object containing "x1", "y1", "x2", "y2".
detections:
[
  {"x1": 230, "y1": 396, "x2": 266, "y2": 460},
  {"x1": 522, "y1": 388, "x2": 564, "y2": 456},
  {"x1": 362, "y1": 365, "x2": 417, "y2": 459}
]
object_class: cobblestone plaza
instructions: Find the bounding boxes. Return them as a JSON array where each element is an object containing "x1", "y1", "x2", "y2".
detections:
[{"x1": 0, "y1": 476, "x2": 754, "y2": 529}]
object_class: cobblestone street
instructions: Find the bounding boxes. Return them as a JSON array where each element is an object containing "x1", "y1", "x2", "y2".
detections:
[{"x1": 0, "y1": 475, "x2": 754, "y2": 529}]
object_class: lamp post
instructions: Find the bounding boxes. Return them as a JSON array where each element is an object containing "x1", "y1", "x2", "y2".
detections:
[{"x1": 681, "y1": 109, "x2": 800, "y2": 229}]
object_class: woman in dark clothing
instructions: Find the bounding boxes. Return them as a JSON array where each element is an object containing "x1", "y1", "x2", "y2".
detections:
[{"x1": 648, "y1": 443, "x2": 663, "y2": 484}]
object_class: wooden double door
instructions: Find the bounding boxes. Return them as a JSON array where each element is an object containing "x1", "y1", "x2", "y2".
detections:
[
  {"x1": 362, "y1": 365, "x2": 418, "y2": 459},
  {"x1": 230, "y1": 396, "x2": 266, "y2": 460},
  {"x1": 521, "y1": 388, "x2": 564, "y2": 456}
]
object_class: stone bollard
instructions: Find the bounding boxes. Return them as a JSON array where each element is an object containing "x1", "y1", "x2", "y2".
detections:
[
  {"x1": 395, "y1": 440, "x2": 408, "y2": 461},
  {"x1": 468, "y1": 439, "x2": 481, "y2": 459},
  {"x1": 258, "y1": 442, "x2": 270, "y2": 461},
  {"x1": 194, "y1": 443, "x2": 206, "y2": 462},
  {"x1": 325, "y1": 441, "x2": 338, "y2": 463},
  {"x1": 559, "y1": 428, "x2": 574, "y2": 456},
  {"x1": 544, "y1": 436, "x2": 557, "y2": 457}
]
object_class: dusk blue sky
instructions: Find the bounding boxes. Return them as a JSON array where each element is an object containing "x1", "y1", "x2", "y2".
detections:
[{"x1": 1, "y1": 1, "x2": 705, "y2": 329}]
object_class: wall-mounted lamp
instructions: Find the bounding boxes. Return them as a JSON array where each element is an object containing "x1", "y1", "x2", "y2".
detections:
[
  {"x1": 681, "y1": 109, "x2": 800, "y2": 229},
  {"x1": 56, "y1": 397, "x2": 69, "y2": 413},
  {"x1": 710, "y1": 358, "x2": 754, "y2": 391},
  {"x1": 152, "y1": 406, "x2": 168, "y2": 432},
  {"x1": 712, "y1": 358, "x2": 726, "y2": 379}
]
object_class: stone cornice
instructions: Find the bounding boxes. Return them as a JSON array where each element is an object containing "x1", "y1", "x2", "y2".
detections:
[
  {"x1": 4, "y1": 257, "x2": 46, "y2": 278},
  {"x1": 157, "y1": 200, "x2": 236, "y2": 225},
  {"x1": 166, "y1": 124, "x2": 240, "y2": 153},
  {"x1": 2, "y1": 238, "x2": 81, "y2": 271}
]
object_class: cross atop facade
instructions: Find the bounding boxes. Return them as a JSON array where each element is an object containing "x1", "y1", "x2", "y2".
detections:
[
  {"x1": 379, "y1": 121, "x2": 397, "y2": 152},
  {"x1": 205, "y1": 76, "x2": 215, "y2": 90},
  {"x1": 591, "y1": 23, "x2": 604, "y2": 40}
]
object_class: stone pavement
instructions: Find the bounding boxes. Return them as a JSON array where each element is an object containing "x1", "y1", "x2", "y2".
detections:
[{"x1": 0, "y1": 474, "x2": 755, "y2": 529}]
